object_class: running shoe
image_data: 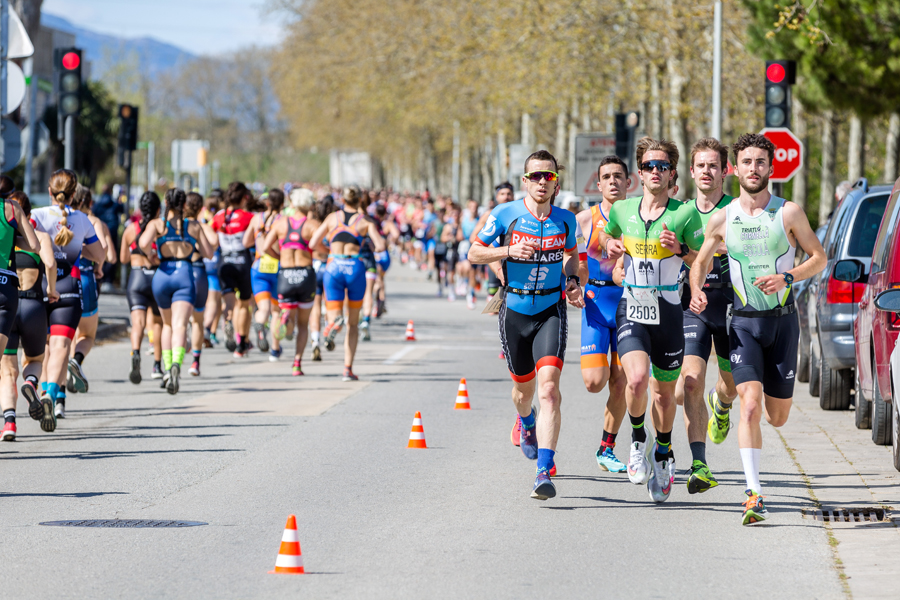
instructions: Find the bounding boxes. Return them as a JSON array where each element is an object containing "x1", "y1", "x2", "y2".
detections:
[
  {"x1": 596, "y1": 445, "x2": 627, "y2": 473},
  {"x1": 292, "y1": 360, "x2": 304, "y2": 377},
  {"x1": 647, "y1": 442, "x2": 672, "y2": 503},
  {"x1": 510, "y1": 415, "x2": 521, "y2": 446},
  {"x1": 39, "y1": 393, "x2": 55, "y2": 433},
  {"x1": 447, "y1": 291, "x2": 456, "y2": 302},
  {"x1": 66, "y1": 358, "x2": 88, "y2": 393},
  {"x1": 269, "y1": 348, "x2": 283, "y2": 362},
  {"x1": 627, "y1": 437, "x2": 651, "y2": 485},
  {"x1": 361, "y1": 320, "x2": 371, "y2": 341},
  {"x1": 152, "y1": 362, "x2": 163, "y2": 380},
  {"x1": 742, "y1": 490, "x2": 769, "y2": 526},
  {"x1": 706, "y1": 389, "x2": 731, "y2": 444},
  {"x1": 209, "y1": 333, "x2": 220, "y2": 347},
  {"x1": 531, "y1": 470, "x2": 556, "y2": 500},
  {"x1": 160, "y1": 371, "x2": 169, "y2": 389},
  {"x1": 167, "y1": 363, "x2": 180, "y2": 395},
  {"x1": 203, "y1": 330, "x2": 213, "y2": 348},
  {"x1": 274, "y1": 314, "x2": 288, "y2": 341},
  {"x1": 253, "y1": 321, "x2": 270, "y2": 353},
  {"x1": 129, "y1": 353, "x2": 142, "y2": 384},
  {"x1": 1, "y1": 421, "x2": 16, "y2": 441},
  {"x1": 23, "y1": 382, "x2": 42, "y2": 421},
  {"x1": 667, "y1": 448, "x2": 676, "y2": 485},
  {"x1": 224, "y1": 320, "x2": 237, "y2": 352},
  {"x1": 342, "y1": 367, "x2": 358, "y2": 382},
  {"x1": 189, "y1": 361, "x2": 200, "y2": 377},
  {"x1": 55, "y1": 400, "x2": 65, "y2": 419},
  {"x1": 687, "y1": 459, "x2": 719, "y2": 494},
  {"x1": 284, "y1": 327, "x2": 294, "y2": 341},
  {"x1": 66, "y1": 371, "x2": 76, "y2": 394},
  {"x1": 466, "y1": 292, "x2": 476, "y2": 310},
  {"x1": 323, "y1": 315, "x2": 344, "y2": 352},
  {"x1": 548, "y1": 463, "x2": 557, "y2": 477},
  {"x1": 311, "y1": 345, "x2": 322, "y2": 362},
  {"x1": 499, "y1": 351, "x2": 505, "y2": 360},
  {"x1": 520, "y1": 419, "x2": 538, "y2": 460}
]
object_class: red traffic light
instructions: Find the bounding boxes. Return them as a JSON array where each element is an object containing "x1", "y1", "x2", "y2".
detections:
[
  {"x1": 766, "y1": 63, "x2": 785, "y2": 84},
  {"x1": 62, "y1": 51, "x2": 80, "y2": 70}
]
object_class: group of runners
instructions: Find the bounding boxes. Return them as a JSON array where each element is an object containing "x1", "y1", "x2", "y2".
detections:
[{"x1": 471, "y1": 133, "x2": 825, "y2": 525}]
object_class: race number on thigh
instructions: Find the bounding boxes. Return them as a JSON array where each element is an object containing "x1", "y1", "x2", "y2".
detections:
[{"x1": 626, "y1": 286, "x2": 660, "y2": 325}]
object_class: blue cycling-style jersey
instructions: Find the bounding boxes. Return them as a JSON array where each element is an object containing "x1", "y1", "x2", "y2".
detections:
[{"x1": 475, "y1": 200, "x2": 577, "y2": 315}]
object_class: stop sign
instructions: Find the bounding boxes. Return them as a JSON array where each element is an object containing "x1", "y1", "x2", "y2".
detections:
[{"x1": 760, "y1": 127, "x2": 804, "y2": 182}]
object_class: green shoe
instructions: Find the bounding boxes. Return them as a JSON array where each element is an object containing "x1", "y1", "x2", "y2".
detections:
[
  {"x1": 742, "y1": 489, "x2": 769, "y2": 525},
  {"x1": 686, "y1": 459, "x2": 719, "y2": 494},
  {"x1": 706, "y1": 390, "x2": 731, "y2": 444}
]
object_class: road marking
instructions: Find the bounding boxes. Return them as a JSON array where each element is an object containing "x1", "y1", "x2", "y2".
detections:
[{"x1": 383, "y1": 346, "x2": 417, "y2": 365}]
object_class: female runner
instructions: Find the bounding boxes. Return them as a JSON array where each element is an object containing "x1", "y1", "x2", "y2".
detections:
[
  {"x1": 243, "y1": 189, "x2": 284, "y2": 358},
  {"x1": 184, "y1": 192, "x2": 218, "y2": 376}
]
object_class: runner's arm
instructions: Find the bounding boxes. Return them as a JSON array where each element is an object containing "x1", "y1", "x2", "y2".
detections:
[
  {"x1": 258, "y1": 220, "x2": 282, "y2": 256},
  {"x1": 469, "y1": 211, "x2": 490, "y2": 243},
  {"x1": 689, "y1": 210, "x2": 726, "y2": 313},
  {"x1": 242, "y1": 215, "x2": 260, "y2": 248},
  {"x1": 37, "y1": 230, "x2": 58, "y2": 302},
  {"x1": 367, "y1": 222, "x2": 387, "y2": 253},
  {"x1": 192, "y1": 221, "x2": 215, "y2": 260},
  {"x1": 308, "y1": 214, "x2": 333, "y2": 253},
  {"x1": 10, "y1": 201, "x2": 39, "y2": 253},
  {"x1": 753, "y1": 201, "x2": 826, "y2": 295},
  {"x1": 138, "y1": 219, "x2": 162, "y2": 258},
  {"x1": 563, "y1": 247, "x2": 585, "y2": 308},
  {"x1": 119, "y1": 224, "x2": 133, "y2": 264},
  {"x1": 575, "y1": 210, "x2": 590, "y2": 285}
]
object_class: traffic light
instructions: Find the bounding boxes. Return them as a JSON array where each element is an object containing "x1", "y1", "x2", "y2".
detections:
[
  {"x1": 117, "y1": 104, "x2": 139, "y2": 167},
  {"x1": 54, "y1": 47, "x2": 82, "y2": 118},
  {"x1": 764, "y1": 60, "x2": 796, "y2": 129},
  {"x1": 615, "y1": 111, "x2": 640, "y2": 172}
]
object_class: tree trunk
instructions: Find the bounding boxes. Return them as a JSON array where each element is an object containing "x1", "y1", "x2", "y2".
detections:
[
  {"x1": 666, "y1": 56, "x2": 689, "y2": 199},
  {"x1": 848, "y1": 113, "x2": 865, "y2": 182},
  {"x1": 567, "y1": 98, "x2": 579, "y2": 190},
  {"x1": 581, "y1": 95, "x2": 591, "y2": 132},
  {"x1": 482, "y1": 131, "x2": 494, "y2": 203},
  {"x1": 460, "y1": 145, "x2": 471, "y2": 201},
  {"x1": 791, "y1": 95, "x2": 808, "y2": 211},
  {"x1": 555, "y1": 106, "x2": 567, "y2": 168},
  {"x1": 885, "y1": 112, "x2": 900, "y2": 183},
  {"x1": 424, "y1": 132, "x2": 437, "y2": 194},
  {"x1": 497, "y1": 127, "x2": 507, "y2": 185},
  {"x1": 819, "y1": 110, "x2": 838, "y2": 226},
  {"x1": 470, "y1": 147, "x2": 482, "y2": 204},
  {"x1": 650, "y1": 63, "x2": 662, "y2": 139},
  {"x1": 521, "y1": 113, "x2": 531, "y2": 147}
]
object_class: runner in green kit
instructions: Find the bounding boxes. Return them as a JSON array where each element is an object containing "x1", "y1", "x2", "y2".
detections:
[{"x1": 601, "y1": 137, "x2": 705, "y2": 503}]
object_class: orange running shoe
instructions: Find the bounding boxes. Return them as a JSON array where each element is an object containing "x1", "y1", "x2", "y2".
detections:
[{"x1": 511, "y1": 415, "x2": 521, "y2": 446}]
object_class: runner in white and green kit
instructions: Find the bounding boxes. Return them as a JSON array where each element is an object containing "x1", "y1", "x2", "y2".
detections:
[{"x1": 690, "y1": 133, "x2": 825, "y2": 525}]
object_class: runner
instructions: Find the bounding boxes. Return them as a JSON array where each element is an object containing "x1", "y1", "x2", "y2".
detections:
[
  {"x1": 32, "y1": 169, "x2": 105, "y2": 422},
  {"x1": 456, "y1": 199, "x2": 481, "y2": 309},
  {"x1": 308, "y1": 193, "x2": 335, "y2": 361},
  {"x1": 121, "y1": 192, "x2": 164, "y2": 383},
  {"x1": 468, "y1": 150, "x2": 583, "y2": 501},
  {"x1": 371, "y1": 203, "x2": 399, "y2": 318},
  {"x1": 600, "y1": 137, "x2": 705, "y2": 503},
  {"x1": 0, "y1": 187, "x2": 49, "y2": 437},
  {"x1": 184, "y1": 192, "x2": 219, "y2": 376},
  {"x1": 202, "y1": 191, "x2": 223, "y2": 346},
  {"x1": 309, "y1": 186, "x2": 386, "y2": 381},
  {"x1": 357, "y1": 193, "x2": 379, "y2": 341},
  {"x1": 244, "y1": 189, "x2": 284, "y2": 357},
  {"x1": 260, "y1": 187, "x2": 319, "y2": 376},
  {"x1": 689, "y1": 133, "x2": 825, "y2": 524},
  {"x1": 575, "y1": 156, "x2": 629, "y2": 473},
  {"x1": 212, "y1": 182, "x2": 254, "y2": 357}
]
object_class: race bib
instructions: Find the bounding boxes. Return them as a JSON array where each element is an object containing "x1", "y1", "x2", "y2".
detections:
[
  {"x1": 626, "y1": 286, "x2": 660, "y2": 325},
  {"x1": 259, "y1": 255, "x2": 279, "y2": 274}
]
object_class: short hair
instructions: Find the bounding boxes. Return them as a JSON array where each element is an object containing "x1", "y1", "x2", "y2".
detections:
[
  {"x1": 732, "y1": 133, "x2": 775, "y2": 165},
  {"x1": 690, "y1": 137, "x2": 729, "y2": 168},
  {"x1": 524, "y1": 149, "x2": 560, "y2": 173},
  {"x1": 635, "y1": 137, "x2": 679, "y2": 171},
  {"x1": 597, "y1": 155, "x2": 629, "y2": 180},
  {"x1": 495, "y1": 182, "x2": 514, "y2": 193},
  {"x1": 290, "y1": 188, "x2": 315, "y2": 212}
]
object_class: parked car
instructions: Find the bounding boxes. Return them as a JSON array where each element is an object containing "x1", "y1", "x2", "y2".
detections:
[
  {"x1": 849, "y1": 176, "x2": 900, "y2": 443},
  {"x1": 872, "y1": 288, "x2": 900, "y2": 469},
  {"x1": 796, "y1": 224, "x2": 829, "y2": 384},
  {"x1": 808, "y1": 178, "x2": 891, "y2": 410}
]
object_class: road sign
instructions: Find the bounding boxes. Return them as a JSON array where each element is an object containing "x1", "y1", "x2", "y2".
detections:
[
  {"x1": 760, "y1": 127, "x2": 803, "y2": 182},
  {"x1": 574, "y1": 134, "x2": 616, "y2": 198},
  {"x1": 171, "y1": 139, "x2": 210, "y2": 173},
  {"x1": 4, "y1": 62, "x2": 26, "y2": 115},
  {"x1": 1, "y1": 120, "x2": 23, "y2": 171},
  {"x1": 7, "y1": 7, "x2": 34, "y2": 59}
]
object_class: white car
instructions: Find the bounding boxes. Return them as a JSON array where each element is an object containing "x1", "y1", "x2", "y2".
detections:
[{"x1": 874, "y1": 288, "x2": 900, "y2": 470}]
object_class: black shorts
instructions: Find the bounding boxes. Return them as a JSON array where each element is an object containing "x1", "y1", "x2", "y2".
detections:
[
  {"x1": 360, "y1": 251, "x2": 377, "y2": 273},
  {"x1": 499, "y1": 298, "x2": 567, "y2": 382},
  {"x1": 683, "y1": 309, "x2": 731, "y2": 366},
  {"x1": 616, "y1": 298, "x2": 684, "y2": 381},
  {"x1": 47, "y1": 274, "x2": 82, "y2": 338},
  {"x1": 192, "y1": 262, "x2": 209, "y2": 312},
  {"x1": 278, "y1": 266, "x2": 317, "y2": 309},
  {"x1": 0, "y1": 276, "x2": 19, "y2": 340},
  {"x1": 219, "y1": 254, "x2": 253, "y2": 300},
  {"x1": 729, "y1": 312, "x2": 799, "y2": 399},
  {"x1": 126, "y1": 267, "x2": 160, "y2": 316},
  {"x1": 6, "y1": 296, "x2": 45, "y2": 357}
]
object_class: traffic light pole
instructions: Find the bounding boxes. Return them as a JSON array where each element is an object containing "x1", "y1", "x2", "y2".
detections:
[
  {"x1": 64, "y1": 115, "x2": 74, "y2": 170},
  {"x1": 0, "y1": 0, "x2": 8, "y2": 170},
  {"x1": 123, "y1": 149, "x2": 132, "y2": 211}
]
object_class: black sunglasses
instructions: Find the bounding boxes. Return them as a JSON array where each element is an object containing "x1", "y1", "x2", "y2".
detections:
[{"x1": 640, "y1": 160, "x2": 672, "y2": 172}]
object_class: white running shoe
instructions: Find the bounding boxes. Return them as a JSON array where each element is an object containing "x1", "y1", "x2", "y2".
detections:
[
  {"x1": 627, "y1": 438, "x2": 651, "y2": 485},
  {"x1": 54, "y1": 401, "x2": 65, "y2": 419},
  {"x1": 647, "y1": 443, "x2": 673, "y2": 503},
  {"x1": 448, "y1": 292, "x2": 456, "y2": 302}
]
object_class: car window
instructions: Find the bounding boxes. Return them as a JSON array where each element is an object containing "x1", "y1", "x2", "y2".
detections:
[
  {"x1": 872, "y1": 188, "x2": 900, "y2": 271},
  {"x1": 847, "y1": 194, "x2": 889, "y2": 257},
  {"x1": 825, "y1": 198, "x2": 854, "y2": 260}
]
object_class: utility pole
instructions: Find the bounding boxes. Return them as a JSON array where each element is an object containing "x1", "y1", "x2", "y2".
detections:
[
  {"x1": 23, "y1": 56, "x2": 35, "y2": 193},
  {"x1": 147, "y1": 140, "x2": 155, "y2": 196},
  {"x1": 0, "y1": 0, "x2": 8, "y2": 171},
  {"x1": 711, "y1": 0, "x2": 722, "y2": 140},
  {"x1": 451, "y1": 120, "x2": 460, "y2": 203}
]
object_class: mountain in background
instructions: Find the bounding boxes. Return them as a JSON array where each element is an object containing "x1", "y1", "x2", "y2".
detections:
[{"x1": 41, "y1": 13, "x2": 196, "y2": 78}]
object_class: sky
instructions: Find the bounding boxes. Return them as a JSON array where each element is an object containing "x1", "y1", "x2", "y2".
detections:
[{"x1": 41, "y1": 0, "x2": 284, "y2": 55}]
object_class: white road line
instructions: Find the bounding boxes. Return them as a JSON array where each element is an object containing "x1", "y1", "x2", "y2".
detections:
[{"x1": 383, "y1": 346, "x2": 418, "y2": 365}]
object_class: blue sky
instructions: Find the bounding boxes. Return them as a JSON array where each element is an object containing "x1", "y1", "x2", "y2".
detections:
[{"x1": 42, "y1": 0, "x2": 283, "y2": 55}]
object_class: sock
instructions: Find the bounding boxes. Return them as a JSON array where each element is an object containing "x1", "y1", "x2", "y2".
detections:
[
  {"x1": 312, "y1": 331, "x2": 320, "y2": 343},
  {"x1": 132, "y1": 349, "x2": 140, "y2": 357},
  {"x1": 41, "y1": 381, "x2": 48, "y2": 393},
  {"x1": 25, "y1": 374, "x2": 38, "y2": 388},
  {"x1": 47, "y1": 382, "x2": 60, "y2": 402},
  {"x1": 362, "y1": 316, "x2": 370, "y2": 324},
  {"x1": 236, "y1": 334, "x2": 243, "y2": 345},
  {"x1": 655, "y1": 431, "x2": 672, "y2": 462},
  {"x1": 740, "y1": 448, "x2": 762, "y2": 493},
  {"x1": 4, "y1": 409, "x2": 15, "y2": 423},
  {"x1": 154, "y1": 360, "x2": 161, "y2": 371},
  {"x1": 74, "y1": 352, "x2": 85, "y2": 365},
  {"x1": 58, "y1": 390, "x2": 66, "y2": 406},
  {"x1": 715, "y1": 397, "x2": 733, "y2": 416},
  {"x1": 173, "y1": 347, "x2": 186, "y2": 367},
  {"x1": 537, "y1": 448, "x2": 556, "y2": 473},
  {"x1": 690, "y1": 441, "x2": 707, "y2": 464},
  {"x1": 601, "y1": 430, "x2": 617, "y2": 448},
  {"x1": 630, "y1": 413, "x2": 647, "y2": 443},
  {"x1": 192, "y1": 350, "x2": 201, "y2": 364},
  {"x1": 162, "y1": 349, "x2": 173, "y2": 372},
  {"x1": 520, "y1": 408, "x2": 536, "y2": 429}
]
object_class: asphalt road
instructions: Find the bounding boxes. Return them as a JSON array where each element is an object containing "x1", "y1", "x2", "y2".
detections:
[{"x1": 0, "y1": 269, "x2": 896, "y2": 599}]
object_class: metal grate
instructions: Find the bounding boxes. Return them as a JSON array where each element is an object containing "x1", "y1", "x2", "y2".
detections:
[
  {"x1": 801, "y1": 507, "x2": 889, "y2": 523},
  {"x1": 40, "y1": 519, "x2": 207, "y2": 528}
]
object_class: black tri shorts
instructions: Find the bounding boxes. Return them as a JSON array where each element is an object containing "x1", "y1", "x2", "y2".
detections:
[
  {"x1": 615, "y1": 297, "x2": 684, "y2": 381},
  {"x1": 0, "y1": 275, "x2": 19, "y2": 339},
  {"x1": 219, "y1": 252, "x2": 253, "y2": 300},
  {"x1": 127, "y1": 266, "x2": 161, "y2": 316},
  {"x1": 499, "y1": 297, "x2": 567, "y2": 383},
  {"x1": 729, "y1": 311, "x2": 799, "y2": 399},
  {"x1": 277, "y1": 266, "x2": 317, "y2": 309},
  {"x1": 6, "y1": 296, "x2": 45, "y2": 357}
]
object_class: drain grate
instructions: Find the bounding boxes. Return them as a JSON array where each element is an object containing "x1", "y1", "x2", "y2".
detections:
[
  {"x1": 801, "y1": 507, "x2": 889, "y2": 523},
  {"x1": 40, "y1": 519, "x2": 207, "y2": 528}
]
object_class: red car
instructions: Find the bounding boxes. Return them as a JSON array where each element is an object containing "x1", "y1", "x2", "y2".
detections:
[{"x1": 851, "y1": 176, "x2": 900, "y2": 444}]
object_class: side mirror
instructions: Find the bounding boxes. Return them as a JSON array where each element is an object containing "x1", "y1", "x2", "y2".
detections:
[
  {"x1": 833, "y1": 259, "x2": 867, "y2": 284},
  {"x1": 874, "y1": 289, "x2": 900, "y2": 312}
]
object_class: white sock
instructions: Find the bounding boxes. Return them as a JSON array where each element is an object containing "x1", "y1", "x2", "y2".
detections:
[
  {"x1": 740, "y1": 447, "x2": 762, "y2": 493},
  {"x1": 311, "y1": 331, "x2": 320, "y2": 344}
]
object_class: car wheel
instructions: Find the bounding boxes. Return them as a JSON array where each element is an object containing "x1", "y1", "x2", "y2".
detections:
[
  {"x1": 871, "y1": 368, "x2": 892, "y2": 446},
  {"x1": 798, "y1": 342, "x2": 810, "y2": 383},
  {"x1": 820, "y1": 365, "x2": 852, "y2": 410},
  {"x1": 809, "y1": 341, "x2": 821, "y2": 397},
  {"x1": 855, "y1": 368, "x2": 871, "y2": 429},
  {"x1": 892, "y1": 390, "x2": 900, "y2": 471}
]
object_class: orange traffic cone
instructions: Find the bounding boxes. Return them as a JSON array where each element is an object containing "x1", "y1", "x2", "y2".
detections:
[
  {"x1": 407, "y1": 411, "x2": 427, "y2": 448},
  {"x1": 454, "y1": 378, "x2": 471, "y2": 410},
  {"x1": 268, "y1": 515, "x2": 305, "y2": 574},
  {"x1": 405, "y1": 320, "x2": 416, "y2": 341}
]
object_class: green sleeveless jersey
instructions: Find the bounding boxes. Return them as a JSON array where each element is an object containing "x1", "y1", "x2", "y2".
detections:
[
  {"x1": 724, "y1": 196, "x2": 796, "y2": 311},
  {"x1": 0, "y1": 199, "x2": 17, "y2": 276}
]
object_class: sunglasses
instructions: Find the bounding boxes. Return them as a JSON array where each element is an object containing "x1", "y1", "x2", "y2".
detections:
[
  {"x1": 523, "y1": 170, "x2": 559, "y2": 183},
  {"x1": 640, "y1": 160, "x2": 672, "y2": 172}
]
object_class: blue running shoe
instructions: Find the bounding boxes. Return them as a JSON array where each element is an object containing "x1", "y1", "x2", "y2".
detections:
[
  {"x1": 531, "y1": 470, "x2": 556, "y2": 500},
  {"x1": 520, "y1": 424, "x2": 538, "y2": 460},
  {"x1": 596, "y1": 446, "x2": 627, "y2": 473}
]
